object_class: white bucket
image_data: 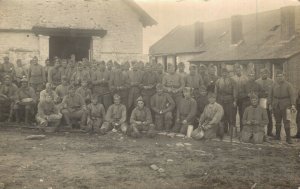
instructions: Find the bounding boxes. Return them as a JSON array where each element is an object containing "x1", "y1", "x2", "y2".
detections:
[
  {"x1": 186, "y1": 125, "x2": 194, "y2": 138},
  {"x1": 259, "y1": 98, "x2": 267, "y2": 109}
]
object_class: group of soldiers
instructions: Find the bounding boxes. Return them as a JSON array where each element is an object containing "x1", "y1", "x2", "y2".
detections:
[{"x1": 0, "y1": 55, "x2": 299, "y2": 144}]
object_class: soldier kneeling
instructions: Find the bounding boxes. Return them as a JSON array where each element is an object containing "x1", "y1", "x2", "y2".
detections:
[
  {"x1": 241, "y1": 94, "x2": 269, "y2": 144},
  {"x1": 192, "y1": 93, "x2": 224, "y2": 140},
  {"x1": 36, "y1": 95, "x2": 62, "y2": 132},
  {"x1": 129, "y1": 96, "x2": 156, "y2": 138}
]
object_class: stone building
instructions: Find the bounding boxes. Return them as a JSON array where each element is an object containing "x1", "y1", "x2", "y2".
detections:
[{"x1": 0, "y1": 0, "x2": 156, "y2": 65}]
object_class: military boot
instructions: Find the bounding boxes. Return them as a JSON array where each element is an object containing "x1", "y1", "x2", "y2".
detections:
[
  {"x1": 285, "y1": 128, "x2": 293, "y2": 144},
  {"x1": 274, "y1": 124, "x2": 281, "y2": 140}
]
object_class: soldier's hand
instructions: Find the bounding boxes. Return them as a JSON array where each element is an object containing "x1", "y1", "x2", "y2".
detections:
[{"x1": 291, "y1": 105, "x2": 296, "y2": 113}]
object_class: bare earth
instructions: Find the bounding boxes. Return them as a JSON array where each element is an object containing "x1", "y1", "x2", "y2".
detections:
[{"x1": 0, "y1": 125, "x2": 299, "y2": 189}]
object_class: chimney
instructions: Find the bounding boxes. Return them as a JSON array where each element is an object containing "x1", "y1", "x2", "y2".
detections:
[
  {"x1": 281, "y1": 6, "x2": 295, "y2": 41},
  {"x1": 231, "y1": 15, "x2": 243, "y2": 44},
  {"x1": 194, "y1": 22, "x2": 204, "y2": 47}
]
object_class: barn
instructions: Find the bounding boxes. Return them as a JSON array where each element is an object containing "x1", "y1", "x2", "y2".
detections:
[{"x1": 0, "y1": 0, "x2": 157, "y2": 65}]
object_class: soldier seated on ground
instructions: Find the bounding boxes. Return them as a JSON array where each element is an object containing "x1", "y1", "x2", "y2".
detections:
[
  {"x1": 150, "y1": 83, "x2": 175, "y2": 132},
  {"x1": 0, "y1": 75, "x2": 18, "y2": 122},
  {"x1": 61, "y1": 85, "x2": 87, "y2": 129},
  {"x1": 14, "y1": 77, "x2": 37, "y2": 124},
  {"x1": 241, "y1": 94, "x2": 269, "y2": 144},
  {"x1": 100, "y1": 94, "x2": 127, "y2": 135},
  {"x1": 40, "y1": 83, "x2": 59, "y2": 103},
  {"x1": 172, "y1": 87, "x2": 197, "y2": 135},
  {"x1": 36, "y1": 94, "x2": 62, "y2": 133},
  {"x1": 128, "y1": 96, "x2": 156, "y2": 138},
  {"x1": 85, "y1": 95, "x2": 106, "y2": 133},
  {"x1": 192, "y1": 93, "x2": 224, "y2": 140},
  {"x1": 76, "y1": 79, "x2": 92, "y2": 104}
]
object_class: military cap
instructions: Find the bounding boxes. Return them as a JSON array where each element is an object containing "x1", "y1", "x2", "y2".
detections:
[
  {"x1": 249, "y1": 93, "x2": 258, "y2": 100},
  {"x1": 77, "y1": 61, "x2": 83, "y2": 66},
  {"x1": 20, "y1": 77, "x2": 28, "y2": 83},
  {"x1": 114, "y1": 62, "x2": 121, "y2": 68},
  {"x1": 3, "y1": 75, "x2": 11, "y2": 80},
  {"x1": 199, "y1": 64, "x2": 207, "y2": 69},
  {"x1": 183, "y1": 87, "x2": 192, "y2": 93},
  {"x1": 136, "y1": 96, "x2": 144, "y2": 102},
  {"x1": 3, "y1": 56, "x2": 9, "y2": 60},
  {"x1": 260, "y1": 68, "x2": 270, "y2": 74},
  {"x1": 190, "y1": 64, "x2": 197, "y2": 69},
  {"x1": 276, "y1": 70, "x2": 284, "y2": 75}
]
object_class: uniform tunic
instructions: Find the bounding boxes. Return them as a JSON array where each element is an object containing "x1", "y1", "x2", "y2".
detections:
[
  {"x1": 28, "y1": 64, "x2": 45, "y2": 84},
  {"x1": 71, "y1": 70, "x2": 91, "y2": 86},
  {"x1": 76, "y1": 86, "x2": 92, "y2": 102},
  {"x1": 141, "y1": 71, "x2": 158, "y2": 107},
  {"x1": 62, "y1": 94, "x2": 85, "y2": 110},
  {"x1": 128, "y1": 70, "x2": 142, "y2": 109},
  {"x1": 130, "y1": 107, "x2": 153, "y2": 124},
  {"x1": 176, "y1": 97, "x2": 197, "y2": 124},
  {"x1": 0, "y1": 62, "x2": 15, "y2": 80},
  {"x1": 105, "y1": 104, "x2": 127, "y2": 124},
  {"x1": 86, "y1": 103, "x2": 106, "y2": 131},
  {"x1": 55, "y1": 84, "x2": 69, "y2": 101},
  {"x1": 199, "y1": 102, "x2": 224, "y2": 126},
  {"x1": 39, "y1": 89, "x2": 59, "y2": 102},
  {"x1": 48, "y1": 67, "x2": 61, "y2": 86},
  {"x1": 162, "y1": 73, "x2": 185, "y2": 106},
  {"x1": 37, "y1": 101, "x2": 59, "y2": 118},
  {"x1": 109, "y1": 70, "x2": 130, "y2": 108}
]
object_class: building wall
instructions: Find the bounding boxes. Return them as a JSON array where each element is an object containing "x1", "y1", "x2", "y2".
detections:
[
  {"x1": 0, "y1": 0, "x2": 144, "y2": 64},
  {"x1": 286, "y1": 54, "x2": 300, "y2": 91}
]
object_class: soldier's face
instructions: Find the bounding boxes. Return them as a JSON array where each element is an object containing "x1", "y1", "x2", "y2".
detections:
[
  {"x1": 62, "y1": 61, "x2": 67, "y2": 68},
  {"x1": 183, "y1": 91, "x2": 191, "y2": 98},
  {"x1": 21, "y1": 82, "x2": 27, "y2": 88},
  {"x1": 251, "y1": 98, "x2": 258, "y2": 106},
  {"x1": 261, "y1": 71, "x2": 268, "y2": 79},
  {"x1": 137, "y1": 101, "x2": 144, "y2": 109},
  {"x1": 78, "y1": 65, "x2": 83, "y2": 71},
  {"x1": 168, "y1": 66, "x2": 175, "y2": 74},
  {"x1": 276, "y1": 74, "x2": 284, "y2": 83},
  {"x1": 235, "y1": 68, "x2": 241, "y2": 75},
  {"x1": 157, "y1": 88, "x2": 163, "y2": 95},
  {"x1": 91, "y1": 98, "x2": 98, "y2": 105},
  {"x1": 189, "y1": 68, "x2": 196, "y2": 75},
  {"x1": 82, "y1": 82, "x2": 88, "y2": 87},
  {"x1": 208, "y1": 97, "x2": 216, "y2": 104},
  {"x1": 222, "y1": 72, "x2": 228, "y2": 78},
  {"x1": 114, "y1": 98, "x2": 121, "y2": 105},
  {"x1": 179, "y1": 66, "x2": 184, "y2": 71},
  {"x1": 69, "y1": 89, "x2": 75, "y2": 96}
]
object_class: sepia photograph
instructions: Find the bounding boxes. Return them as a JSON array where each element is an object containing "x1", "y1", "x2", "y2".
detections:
[{"x1": 0, "y1": 0, "x2": 299, "y2": 188}]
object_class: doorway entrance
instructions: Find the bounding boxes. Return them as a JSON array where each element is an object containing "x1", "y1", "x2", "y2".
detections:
[{"x1": 49, "y1": 36, "x2": 91, "y2": 61}]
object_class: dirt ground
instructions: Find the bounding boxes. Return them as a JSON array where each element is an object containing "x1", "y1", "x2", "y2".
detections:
[{"x1": 0, "y1": 124, "x2": 299, "y2": 189}]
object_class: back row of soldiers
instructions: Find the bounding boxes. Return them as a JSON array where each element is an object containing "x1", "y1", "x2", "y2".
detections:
[{"x1": 0, "y1": 56, "x2": 298, "y2": 144}]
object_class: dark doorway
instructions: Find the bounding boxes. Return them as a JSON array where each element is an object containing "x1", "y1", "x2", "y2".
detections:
[{"x1": 49, "y1": 36, "x2": 91, "y2": 61}]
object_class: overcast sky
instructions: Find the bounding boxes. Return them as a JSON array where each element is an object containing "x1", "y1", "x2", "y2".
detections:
[{"x1": 136, "y1": 0, "x2": 300, "y2": 54}]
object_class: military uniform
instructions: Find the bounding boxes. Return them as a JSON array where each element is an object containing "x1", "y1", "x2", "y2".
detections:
[
  {"x1": 162, "y1": 72, "x2": 185, "y2": 107},
  {"x1": 48, "y1": 67, "x2": 62, "y2": 87},
  {"x1": 70, "y1": 69, "x2": 91, "y2": 87},
  {"x1": 269, "y1": 80, "x2": 295, "y2": 143},
  {"x1": 215, "y1": 72, "x2": 237, "y2": 135},
  {"x1": 91, "y1": 68, "x2": 111, "y2": 109},
  {"x1": 150, "y1": 88, "x2": 175, "y2": 131},
  {"x1": 28, "y1": 63, "x2": 45, "y2": 94},
  {"x1": 61, "y1": 93, "x2": 87, "y2": 128},
  {"x1": 15, "y1": 82, "x2": 37, "y2": 123},
  {"x1": 109, "y1": 67, "x2": 130, "y2": 109},
  {"x1": 128, "y1": 68, "x2": 142, "y2": 111},
  {"x1": 36, "y1": 100, "x2": 62, "y2": 132},
  {"x1": 173, "y1": 94, "x2": 197, "y2": 134},
  {"x1": 86, "y1": 103, "x2": 106, "y2": 132},
  {"x1": 40, "y1": 89, "x2": 59, "y2": 103},
  {"x1": 140, "y1": 65, "x2": 158, "y2": 108},
  {"x1": 76, "y1": 86, "x2": 92, "y2": 104},
  {"x1": 256, "y1": 77, "x2": 274, "y2": 136},
  {"x1": 0, "y1": 77, "x2": 18, "y2": 121},
  {"x1": 241, "y1": 101, "x2": 268, "y2": 144},
  {"x1": 129, "y1": 97, "x2": 155, "y2": 138},
  {"x1": 100, "y1": 103, "x2": 127, "y2": 134},
  {"x1": 0, "y1": 60, "x2": 15, "y2": 81},
  {"x1": 192, "y1": 100, "x2": 224, "y2": 140},
  {"x1": 55, "y1": 83, "x2": 69, "y2": 103}
]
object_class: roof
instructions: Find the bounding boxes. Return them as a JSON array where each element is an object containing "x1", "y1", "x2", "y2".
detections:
[
  {"x1": 150, "y1": 6, "x2": 300, "y2": 61},
  {"x1": 124, "y1": 0, "x2": 158, "y2": 27},
  {"x1": 0, "y1": 0, "x2": 157, "y2": 30}
]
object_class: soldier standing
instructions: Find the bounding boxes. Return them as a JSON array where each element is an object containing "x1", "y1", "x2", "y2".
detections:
[
  {"x1": 256, "y1": 68, "x2": 274, "y2": 136},
  {"x1": 28, "y1": 56, "x2": 46, "y2": 94},
  {"x1": 128, "y1": 62, "x2": 142, "y2": 113},
  {"x1": 162, "y1": 63, "x2": 185, "y2": 108},
  {"x1": 48, "y1": 59, "x2": 62, "y2": 88},
  {"x1": 140, "y1": 63, "x2": 158, "y2": 108},
  {"x1": 0, "y1": 56, "x2": 15, "y2": 81},
  {"x1": 269, "y1": 71, "x2": 296, "y2": 144},
  {"x1": 215, "y1": 68, "x2": 237, "y2": 138}
]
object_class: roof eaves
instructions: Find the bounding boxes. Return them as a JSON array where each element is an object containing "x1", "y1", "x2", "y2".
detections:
[{"x1": 123, "y1": 0, "x2": 158, "y2": 27}]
